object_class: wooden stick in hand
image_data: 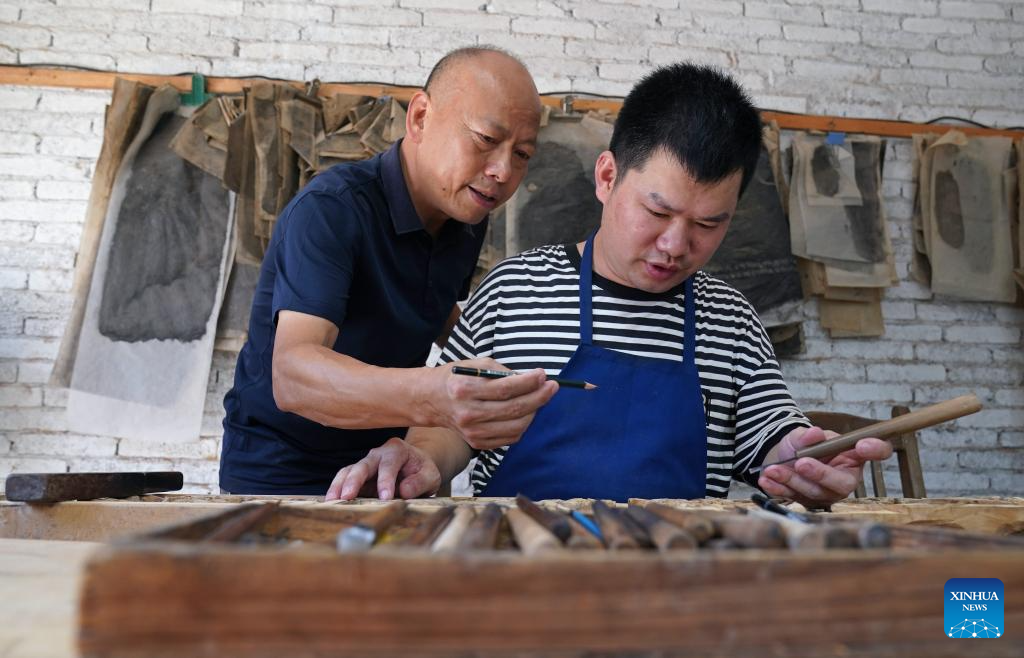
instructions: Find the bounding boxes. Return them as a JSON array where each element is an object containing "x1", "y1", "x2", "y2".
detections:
[{"x1": 753, "y1": 394, "x2": 982, "y2": 472}]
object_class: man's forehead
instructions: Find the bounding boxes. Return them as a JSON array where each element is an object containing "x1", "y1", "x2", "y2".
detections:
[
  {"x1": 433, "y1": 53, "x2": 532, "y2": 94},
  {"x1": 434, "y1": 54, "x2": 538, "y2": 103},
  {"x1": 475, "y1": 113, "x2": 539, "y2": 141},
  {"x1": 632, "y1": 153, "x2": 742, "y2": 189},
  {"x1": 625, "y1": 159, "x2": 741, "y2": 211}
]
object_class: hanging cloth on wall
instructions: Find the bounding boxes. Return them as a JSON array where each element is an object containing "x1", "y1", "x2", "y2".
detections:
[
  {"x1": 918, "y1": 131, "x2": 1016, "y2": 303},
  {"x1": 65, "y1": 85, "x2": 235, "y2": 442},
  {"x1": 50, "y1": 79, "x2": 155, "y2": 387},
  {"x1": 170, "y1": 85, "x2": 409, "y2": 349},
  {"x1": 1016, "y1": 139, "x2": 1024, "y2": 294},
  {"x1": 910, "y1": 133, "x2": 935, "y2": 287},
  {"x1": 787, "y1": 132, "x2": 895, "y2": 337},
  {"x1": 170, "y1": 84, "x2": 405, "y2": 262},
  {"x1": 789, "y1": 132, "x2": 896, "y2": 289}
]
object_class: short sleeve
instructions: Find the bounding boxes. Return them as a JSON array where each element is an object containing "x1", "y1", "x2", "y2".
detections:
[{"x1": 271, "y1": 191, "x2": 361, "y2": 328}]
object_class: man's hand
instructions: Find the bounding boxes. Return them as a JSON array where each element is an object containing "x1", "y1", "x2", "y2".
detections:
[
  {"x1": 758, "y1": 426, "x2": 894, "y2": 507},
  {"x1": 325, "y1": 438, "x2": 441, "y2": 501},
  {"x1": 429, "y1": 358, "x2": 559, "y2": 451}
]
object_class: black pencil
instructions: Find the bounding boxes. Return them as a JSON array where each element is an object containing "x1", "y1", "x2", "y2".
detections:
[{"x1": 451, "y1": 366, "x2": 597, "y2": 390}]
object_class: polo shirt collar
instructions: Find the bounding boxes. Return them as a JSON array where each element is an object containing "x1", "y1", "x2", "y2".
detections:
[{"x1": 381, "y1": 139, "x2": 427, "y2": 236}]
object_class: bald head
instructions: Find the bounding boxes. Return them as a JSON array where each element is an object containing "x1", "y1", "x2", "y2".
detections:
[
  {"x1": 425, "y1": 47, "x2": 528, "y2": 94},
  {"x1": 423, "y1": 47, "x2": 539, "y2": 111},
  {"x1": 401, "y1": 47, "x2": 542, "y2": 232}
]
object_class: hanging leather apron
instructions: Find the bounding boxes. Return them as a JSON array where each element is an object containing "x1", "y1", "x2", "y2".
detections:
[{"x1": 481, "y1": 232, "x2": 708, "y2": 502}]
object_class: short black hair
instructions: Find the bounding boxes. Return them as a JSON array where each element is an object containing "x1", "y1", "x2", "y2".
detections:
[
  {"x1": 424, "y1": 46, "x2": 524, "y2": 95},
  {"x1": 609, "y1": 63, "x2": 762, "y2": 196}
]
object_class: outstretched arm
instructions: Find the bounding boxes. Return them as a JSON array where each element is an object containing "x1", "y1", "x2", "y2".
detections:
[{"x1": 272, "y1": 310, "x2": 558, "y2": 438}]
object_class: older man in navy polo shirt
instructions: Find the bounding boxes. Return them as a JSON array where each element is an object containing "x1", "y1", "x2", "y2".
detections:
[{"x1": 220, "y1": 47, "x2": 558, "y2": 495}]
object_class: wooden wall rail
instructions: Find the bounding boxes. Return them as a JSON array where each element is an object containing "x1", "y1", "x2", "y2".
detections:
[{"x1": 2, "y1": 65, "x2": 1023, "y2": 140}]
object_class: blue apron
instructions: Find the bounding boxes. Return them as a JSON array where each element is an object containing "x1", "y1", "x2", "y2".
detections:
[{"x1": 481, "y1": 233, "x2": 708, "y2": 502}]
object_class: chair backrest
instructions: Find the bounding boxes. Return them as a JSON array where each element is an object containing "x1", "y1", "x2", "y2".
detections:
[{"x1": 804, "y1": 405, "x2": 927, "y2": 499}]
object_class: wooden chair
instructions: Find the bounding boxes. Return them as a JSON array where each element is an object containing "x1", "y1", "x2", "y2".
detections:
[{"x1": 804, "y1": 405, "x2": 927, "y2": 499}]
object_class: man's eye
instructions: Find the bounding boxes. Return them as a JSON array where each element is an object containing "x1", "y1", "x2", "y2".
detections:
[
  {"x1": 515, "y1": 150, "x2": 531, "y2": 161},
  {"x1": 646, "y1": 207, "x2": 669, "y2": 219},
  {"x1": 476, "y1": 132, "x2": 497, "y2": 144}
]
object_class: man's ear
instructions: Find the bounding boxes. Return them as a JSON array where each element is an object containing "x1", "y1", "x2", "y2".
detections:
[
  {"x1": 594, "y1": 150, "x2": 617, "y2": 204},
  {"x1": 405, "y1": 90, "x2": 430, "y2": 144}
]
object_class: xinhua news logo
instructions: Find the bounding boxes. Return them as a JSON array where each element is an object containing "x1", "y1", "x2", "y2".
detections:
[{"x1": 945, "y1": 578, "x2": 1004, "y2": 639}]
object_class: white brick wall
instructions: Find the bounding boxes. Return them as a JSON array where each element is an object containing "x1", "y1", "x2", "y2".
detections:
[{"x1": 0, "y1": 0, "x2": 1021, "y2": 497}]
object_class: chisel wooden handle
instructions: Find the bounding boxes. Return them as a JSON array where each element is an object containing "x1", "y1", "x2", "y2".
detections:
[
  {"x1": 552, "y1": 504, "x2": 605, "y2": 549},
  {"x1": 592, "y1": 501, "x2": 640, "y2": 550},
  {"x1": 642, "y1": 502, "x2": 716, "y2": 544},
  {"x1": 507, "y1": 508, "x2": 562, "y2": 555},
  {"x1": 713, "y1": 513, "x2": 787, "y2": 549},
  {"x1": 203, "y1": 502, "x2": 279, "y2": 543},
  {"x1": 394, "y1": 506, "x2": 455, "y2": 548},
  {"x1": 431, "y1": 506, "x2": 475, "y2": 553},
  {"x1": 626, "y1": 505, "x2": 698, "y2": 551},
  {"x1": 747, "y1": 507, "x2": 857, "y2": 550},
  {"x1": 456, "y1": 503, "x2": 504, "y2": 551},
  {"x1": 842, "y1": 522, "x2": 892, "y2": 549},
  {"x1": 4, "y1": 471, "x2": 183, "y2": 503},
  {"x1": 516, "y1": 494, "x2": 571, "y2": 542},
  {"x1": 756, "y1": 394, "x2": 982, "y2": 470}
]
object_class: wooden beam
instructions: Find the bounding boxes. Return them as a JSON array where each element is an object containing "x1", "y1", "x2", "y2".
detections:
[
  {"x1": 761, "y1": 110, "x2": 1024, "y2": 140},
  {"x1": 3, "y1": 65, "x2": 1023, "y2": 140}
]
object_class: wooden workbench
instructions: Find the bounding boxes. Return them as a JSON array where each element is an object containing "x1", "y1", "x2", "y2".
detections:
[
  {"x1": 0, "y1": 494, "x2": 313, "y2": 658},
  {"x1": 2, "y1": 495, "x2": 1022, "y2": 657}
]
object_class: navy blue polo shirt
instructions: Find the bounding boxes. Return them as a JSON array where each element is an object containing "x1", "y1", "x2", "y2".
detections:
[{"x1": 220, "y1": 141, "x2": 487, "y2": 494}]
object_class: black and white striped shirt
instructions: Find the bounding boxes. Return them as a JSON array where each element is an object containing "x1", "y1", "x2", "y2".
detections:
[{"x1": 440, "y1": 244, "x2": 810, "y2": 498}]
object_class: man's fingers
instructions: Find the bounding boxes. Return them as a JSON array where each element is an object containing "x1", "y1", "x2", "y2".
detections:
[
  {"x1": 339, "y1": 462, "x2": 369, "y2": 500},
  {"x1": 459, "y1": 380, "x2": 557, "y2": 426},
  {"x1": 396, "y1": 462, "x2": 441, "y2": 499},
  {"x1": 327, "y1": 438, "x2": 442, "y2": 503},
  {"x1": 791, "y1": 426, "x2": 829, "y2": 449},
  {"x1": 451, "y1": 367, "x2": 549, "y2": 402},
  {"x1": 794, "y1": 458, "x2": 858, "y2": 499},
  {"x1": 761, "y1": 463, "x2": 835, "y2": 504},
  {"x1": 374, "y1": 447, "x2": 408, "y2": 501},
  {"x1": 448, "y1": 381, "x2": 557, "y2": 448},
  {"x1": 329, "y1": 466, "x2": 377, "y2": 501},
  {"x1": 758, "y1": 472, "x2": 800, "y2": 499},
  {"x1": 855, "y1": 438, "x2": 893, "y2": 461},
  {"x1": 460, "y1": 415, "x2": 542, "y2": 450},
  {"x1": 325, "y1": 466, "x2": 351, "y2": 501},
  {"x1": 339, "y1": 452, "x2": 380, "y2": 500}
]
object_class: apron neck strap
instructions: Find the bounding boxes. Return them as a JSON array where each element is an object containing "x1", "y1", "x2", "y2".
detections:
[
  {"x1": 580, "y1": 232, "x2": 597, "y2": 345},
  {"x1": 683, "y1": 276, "x2": 695, "y2": 359}
]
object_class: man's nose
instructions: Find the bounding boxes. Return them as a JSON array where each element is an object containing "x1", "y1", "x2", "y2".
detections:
[
  {"x1": 484, "y1": 148, "x2": 512, "y2": 183},
  {"x1": 656, "y1": 222, "x2": 688, "y2": 258}
]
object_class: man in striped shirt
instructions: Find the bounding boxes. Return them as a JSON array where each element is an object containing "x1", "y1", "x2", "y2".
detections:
[{"x1": 326, "y1": 63, "x2": 892, "y2": 506}]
